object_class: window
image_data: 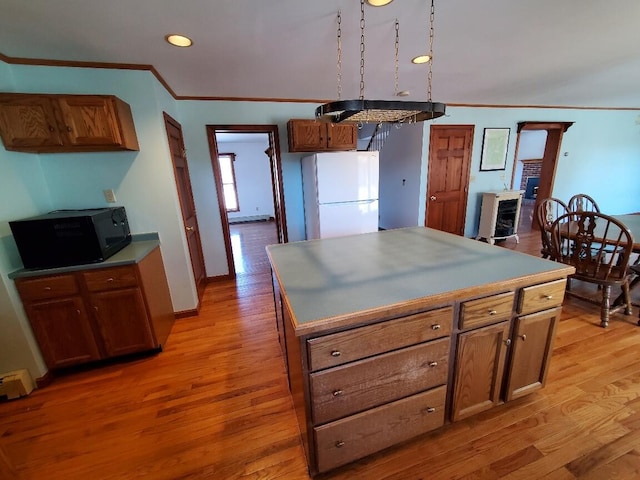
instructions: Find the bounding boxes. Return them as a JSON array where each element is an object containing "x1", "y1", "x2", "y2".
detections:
[{"x1": 218, "y1": 153, "x2": 239, "y2": 212}]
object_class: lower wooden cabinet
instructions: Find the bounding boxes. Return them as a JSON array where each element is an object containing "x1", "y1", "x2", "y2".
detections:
[{"x1": 15, "y1": 246, "x2": 174, "y2": 370}]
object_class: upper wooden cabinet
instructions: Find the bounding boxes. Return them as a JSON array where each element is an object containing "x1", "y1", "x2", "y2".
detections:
[
  {"x1": 0, "y1": 93, "x2": 139, "y2": 153},
  {"x1": 287, "y1": 119, "x2": 357, "y2": 152}
]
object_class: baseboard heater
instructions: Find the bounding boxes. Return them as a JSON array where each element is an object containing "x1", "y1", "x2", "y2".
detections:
[{"x1": 228, "y1": 215, "x2": 273, "y2": 224}]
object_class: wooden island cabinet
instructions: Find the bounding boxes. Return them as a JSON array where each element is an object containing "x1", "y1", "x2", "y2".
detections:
[
  {"x1": 267, "y1": 227, "x2": 574, "y2": 475},
  {"x1": 11, "y1": 239, "x2": 173, "y2": 371}
]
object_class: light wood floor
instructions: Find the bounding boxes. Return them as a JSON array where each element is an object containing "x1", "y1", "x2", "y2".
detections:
[{"x1": 2, "y1": 223, "x2": 640, "y2": 479}]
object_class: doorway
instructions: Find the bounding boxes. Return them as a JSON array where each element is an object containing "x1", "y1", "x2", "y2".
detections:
[
  {"x1": 206, "y1": 125, "x2": 287, "y2": 278},
  {"x1": 510, "y1": 122, "x2": 573, "y2": 231}
]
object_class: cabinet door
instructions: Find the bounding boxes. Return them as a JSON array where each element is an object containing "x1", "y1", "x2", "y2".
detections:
[
  {"x1": 24, "y1": 297, "x2": 101, "y2": 369},
  {"x1": 90, "y1": 287, "x2": 156, "y2": 357},
  {"x1": 288, "y1": 120, "x2": 325, "y2": 152},
  {"x1": 0, "y1": 95, "x2": 65, "y2": 150},
  {"x1": 505, "y1": 307, "x2": 561, "y2": 401},
  {"x1": 451, "y1": 321, "x2": 510, "y2": 421},
  {"x1": 57, "y1": 96, "x2": 123, "y2": 147},
  {"x1": 325, "y1": 123, "x2": 356, "y2": 151}
]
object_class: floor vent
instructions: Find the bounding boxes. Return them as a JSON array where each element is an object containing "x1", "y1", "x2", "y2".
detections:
[{"x1": 0, "y1": 369, "x2": 35, "y2": 400}]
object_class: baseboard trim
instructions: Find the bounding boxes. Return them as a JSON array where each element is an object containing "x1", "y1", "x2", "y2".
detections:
[{"x1": 175, "y1": 309, "x2": 198, "y2": 319}]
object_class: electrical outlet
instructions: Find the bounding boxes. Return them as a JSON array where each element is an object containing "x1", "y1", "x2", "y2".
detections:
[{"x1": 103, "y1": 189, "x2": 117, "y2": 203}]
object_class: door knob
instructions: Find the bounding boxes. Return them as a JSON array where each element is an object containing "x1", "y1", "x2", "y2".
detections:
[{"x1": 430, "y1": 196, "x2": 437, "y2": 201}]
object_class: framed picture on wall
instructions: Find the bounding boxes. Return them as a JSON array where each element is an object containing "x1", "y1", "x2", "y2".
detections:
[{"x1": 480, "y1": 128, "x2": 510, "y2": 171}]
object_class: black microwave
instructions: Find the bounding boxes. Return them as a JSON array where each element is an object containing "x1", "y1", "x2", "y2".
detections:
[{"x1": 9, "y1": 207, "x2": 132, "y2": 269}]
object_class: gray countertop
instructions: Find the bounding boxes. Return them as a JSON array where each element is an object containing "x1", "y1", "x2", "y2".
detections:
[
  {"x1": 9, "y1": 233, "x2": 160, "y2": 279},
  {"x1": 267, "y1": 227, "x2": 574, "y2": 334}
]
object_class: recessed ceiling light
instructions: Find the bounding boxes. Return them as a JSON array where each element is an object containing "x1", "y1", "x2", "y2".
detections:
[
  {"x1": 165, "y1": 34, "x2": 193, "y2": 48},
  {"x1": 411, "y1": 54, "x2": 431, "y2": 64},
  {"x1": 366, "y1": 0, "x2": 393, "y2": 6}
]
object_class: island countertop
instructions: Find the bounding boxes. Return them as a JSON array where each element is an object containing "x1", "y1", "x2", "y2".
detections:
[
  {"x1": 267, "y1": 227, "x2": 574, "y2": 336},
  {"x1": 8, "y1": 233, "x2": 161, "y2": 279}
]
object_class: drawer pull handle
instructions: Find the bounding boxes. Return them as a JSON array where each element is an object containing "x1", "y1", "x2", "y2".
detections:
[
  {"x1": 544, "y1": 295, "x2": 553, "y2": 300},
  {"x1": 106, "y1": 277, "x2": 114, "y2": 282},
  {"x1": 335, "y1": 441, "x2": 345, "y2": 448},
  {"x1": 489, "y1": 309, "x2": 497, "y2": 315},
  {"x1": 519, "y1": 334, "x2": 527, "y2": 341},
  {"x1": 504, "y1": 338, "x2": 512, "y2": 347},
  {"x1": 332, "y1": 390, "x2": 343, "y2": 397},
  {"x1": 43, "y1": 286, "x2": 52, "y2": 291},
  {"x1": 428, "y1": 361, "x2": 438, "y2": 368},
  {"x1": 330, "y1": 350, "x2": 341, "y2": 357},
  {"x1": 431, "y1": 324, "x2": 441, "y2": 330},
  {"x1": 425, "y1": 407, "x2": 436, "y2": 413}
]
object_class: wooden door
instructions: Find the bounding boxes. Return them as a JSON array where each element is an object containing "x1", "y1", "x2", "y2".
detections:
[
  {"x1": 90, "y1": 288, "x2": 155, "y2": 357},
  {"x1": 451, "y1": 321, "x2": 510, "y2": 422},
  {"x1": 0, "y1": 94, "x2": 64, "y2": 149},
  {"x1": 25, "y1": 297, "x2": 101, "y2": 368},
  {"x1": 164, "y1": 113, "x2": 206, "y2": 299},
  {"x1": 425, "y1": 125, "x2": 473, "y2": 235},
  {"x1": 505, "y1": 307, "x2": 561, "y2": 401}
]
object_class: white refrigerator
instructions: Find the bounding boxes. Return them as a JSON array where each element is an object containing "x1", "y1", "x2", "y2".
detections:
[{"x1": 302, "y1": 151, "x2": 379, "y2": 240}]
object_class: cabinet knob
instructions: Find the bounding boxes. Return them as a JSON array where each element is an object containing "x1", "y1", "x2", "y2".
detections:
[
  {"x1": 424, "y1": 407, "x2": 436, "y2": 413},
  {"x1": 43, "y1": 286, "x2": 52, "y2": 291},
  {"x1": 519, "y1": 334, "x2": 527, "y2": 342},
  {"x1": 106, "y1": 277, "x2": 114, "y2": 282},
  {"x1": 330, "y1": 350, "x2": 341, "y2": 357},
  {"x1": 431, "y1": 324, "x2": 441, "y2": 330},
  {"x1": 489, "y1": 309, "x2": 497, "y2": 315},
  {"x1": 186, "y1": 226, "x2": 195, "y2": 232},
  {"x1": 428, "y1": 361, "x2": 438, "y2": 368},
  {"x1": 430, "y1": 195, "x2": 437, "y2": 201},
  {"x1": 332, "y1": 389, "x2": 343, "y2": 397},
  {"x1": 48, "y1": 125, "x2": 55, "y2": 132},
  {"x1": 335, "y1": 441, "x2": 345, "y2": 448},
  {"x1": 66, "y1": 126, "x2": 72, "y2": 132},
  {"x1": 544, "y1": 295, "x2": 553, "y2": 300},
  {"x1": 504, "y1": 338, "x2": 512, "y2": 346}
]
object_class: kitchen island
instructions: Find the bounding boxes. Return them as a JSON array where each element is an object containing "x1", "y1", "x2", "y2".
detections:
[{"x1": 267, "y1": 227, "x2": 574, "y2": 475}]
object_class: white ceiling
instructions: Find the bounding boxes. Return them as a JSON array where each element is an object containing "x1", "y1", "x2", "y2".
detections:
[{"x1": 1, "y1": 0, "x2": 640, "y2": 109}]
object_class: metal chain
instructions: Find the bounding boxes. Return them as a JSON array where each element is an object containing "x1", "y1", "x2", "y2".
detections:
[
  {"x1": 394, "y1": 19, "x2": 399, "y2": 96},
  {"x1": 337, "y1": 10, "x2": 342, "y2": 100},
  {"x1": 428, "y1": 0, "x2": 435, "y2": 102},
  {"x1": 359, "y1": 0, "x2": 366, "y2": 100}
]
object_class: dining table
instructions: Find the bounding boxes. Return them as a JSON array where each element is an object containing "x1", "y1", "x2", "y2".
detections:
[{"x1": 613, "y1": 214, "x2": 640, "y2": 253}]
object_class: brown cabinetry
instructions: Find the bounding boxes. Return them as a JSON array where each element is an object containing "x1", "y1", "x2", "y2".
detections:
[
  {"x1": 15, "y1": 246, "x2": 173, "y2": 370},
  {"x1": 0, "y1": 93, "x2": 139, "y2": 153},
  {"x1": 287, "y1": 119, "x2": 357, "y2": 152},
  {"x1": 451, "y1": 280, "x2": 566, "y2": 422},
  {"x1": 289, "y1": 306, "x2": 452, "y2": 474}
]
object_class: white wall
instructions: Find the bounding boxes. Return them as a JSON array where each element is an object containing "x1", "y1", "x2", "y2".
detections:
[
  {"x1": 219, "y1": 139, "x2": 275, "y2": 221},
  {"x1": 378, "y1": 123, "x2": 424, "y2": 230}
]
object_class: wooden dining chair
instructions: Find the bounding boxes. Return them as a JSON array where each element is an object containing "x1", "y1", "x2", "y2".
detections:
[
  {"x1": 549, "y1": 211, "x2": 634, "y2": 327},
  {"x1": 535, "y1": 197, "x2": 569, "y2": 259},
  {"x1": 568, "y1": 193, "x2": 600, "y2": 213}
]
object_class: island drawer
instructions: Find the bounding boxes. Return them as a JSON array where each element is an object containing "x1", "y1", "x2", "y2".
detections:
[
  {"x1": 310, "y1": 338, "x2": 449, "y2": 425},
  {"x1": 459, "y1": 291, "x2": 515, "y2": 330},
  {"x1": 307, "y1": 306, "x2": 453, "y2": 372},
  {"x1": 314, "y1": 384, "x2": 446, "y2": 473},
  {"x1": 16, "y1": 274, "x2": 79, "y2": 301},
  {"x1": 518, "y1": 279, "x2": 567, "y2": 315},
  {"x1": 82, "y1": 265, "x2": 138, "y2": 292}
]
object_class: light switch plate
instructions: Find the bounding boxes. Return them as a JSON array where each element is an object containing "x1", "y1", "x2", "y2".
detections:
[{"x1": 103, "y1": 189, "x2": 117, "y2": 203}]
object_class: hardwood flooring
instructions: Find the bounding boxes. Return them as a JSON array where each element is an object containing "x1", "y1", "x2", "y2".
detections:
[{"x1": 2, "y1": 223, "x2": 640, "y2": 479}]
